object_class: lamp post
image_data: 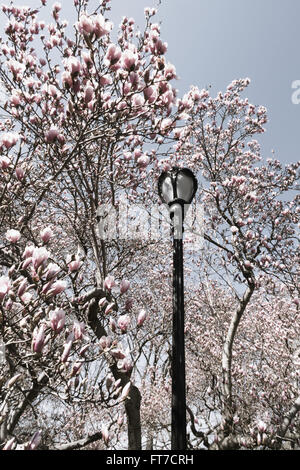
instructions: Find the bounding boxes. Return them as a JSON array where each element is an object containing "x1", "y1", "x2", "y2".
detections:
[{"x1": 158, "y1": 167, "x2": 198, "y2": 450}]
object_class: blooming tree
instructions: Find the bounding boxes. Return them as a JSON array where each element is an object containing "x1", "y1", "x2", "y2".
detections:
[
  {"x1": 0, "y1": 0, "x2": 299, "y2": 451},
  {"x1": 176, "y1": 79, "x2": 300, "y2": 449},
  {"x1": 0, "y1": 0, "x2": 181, "y2": 450}
]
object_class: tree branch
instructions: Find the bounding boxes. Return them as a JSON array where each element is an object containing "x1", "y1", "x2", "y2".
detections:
[{"x1": 51, "y1": 431, "x2": 103, "y2": 450}]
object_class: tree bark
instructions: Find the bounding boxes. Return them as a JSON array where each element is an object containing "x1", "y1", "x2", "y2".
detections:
[
  {"x1": 51, "y1": 431, "x2": 103, "y2": 450},
  {"x1": 275, "y1": 395, "x2": 300, "y2": 448},
  {"x1": 125, "y1": 384, "x2": 142, "y2": 450},
  {"x1": 87, "y1": 292, "x2": 142, "y2": 450},
  {"x1": 221, "y1": 282, "x2": 255, "y2": 434}
]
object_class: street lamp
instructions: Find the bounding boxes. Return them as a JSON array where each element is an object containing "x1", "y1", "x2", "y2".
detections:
[{"x1": 158, "y1": 167, "x2": 198, "y2": 450}]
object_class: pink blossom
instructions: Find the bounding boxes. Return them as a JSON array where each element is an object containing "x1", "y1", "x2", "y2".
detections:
[
  {"x1": 21, "y1": 292, "x2": 32, "y2": 304},
  {"x1": 65, "y1": 56, "x2": 81, "y2": 76},
  {"x1": 101, "y1": 425, "x2": 110, "y2": 445},
  {"x1": 151, "y1": 38, "x2": 167, "y2": 56},
  {"x1": 117, "y1": 314, "x2": 130, "y2": 333},
  {"x1": 7, "y1": 59, "x2": 25, "y2": 77},
  {"x1": 47, "y1": 84, "x2": 61, "y2": 99},
  {"x1": 105, "y1": 302, "x2": 115, "y2": 315},
  {"x1": 45, "y1": 127, "x2": 59, "y2": 143},
  {"x1": 244, "y1": 260, "x2": 253, "y2": 269},
  {"x1": 79, "y1": 344, "x2": 89, "y2": 356},
  {"x1": 160, "y1": 118, "x2": 173, "y2": 132},
  {"x1": 137, "y1": 309, "x2": 147, "y2": 327},
  {"x1": 120, "y1": 279, "x2": 130, "y2": 294},
  {"x1": 121, "y1": 50, "x2": 138, "y2": 71},
  {"x1": 40, "y1": 226, "x2": 53, "y2": 243},
  {"x1": 1, "y1": 132, "x2": 20, "y2": 149},
  {"x1": 68, "y1": 258, "x2": 82, "y2": 272},
  {"x1": 71, "y1": 360, "x2": 82, "y2": 377},
  {"x1": 29, "y1": 431, "x2": 41, "y2": 450},
  {"x1": 49, "y1": 308, "x2": 65, "y2": 333},
  {"x1": 257, "y1": 420, "x2": 267, "y2": 433},
  {"x1": 72, "y1": 79, "x2": 81, "y2": 94},
  {"x1": 32, "y1": 246, "x2": 49, "y2": 269},
  {"x1": 84, "y1": 84, "x2": 94, "y2": 104},
  {"x1": 99, "y1": 74, "x2": 112, "y2": 86},
  {"x1": 73, "y1": 321, "x2": 85, "y2": 340},
  {"x1": 48, "y1": 280, "x2": 67, "y2": 296},
  {"x1": 103, "y1": 275, "x2": 115, "y2": 291},
  {"x1": 43, "y1": 280, "x2": 54, "y2": 294},
  {"x1": 45, "y1": 262, "x2": 60, "y2": 280},
  {"x1": 81, "y1": 51, "x2": 93, "y2": 67},
  {"x1": 118, "y1": 357, "x2": 133, "y2": 373},
  {"x1": 123, "y1": 81, "x2": 131, "y2": 95},
  {"x1": 98, "y1": 297, "x2": 107, "y2": 308},
  {"x1": 132, "y1": 94, "x2": 145, "y2": 108},
  {"x1": 6, "y1": 229, "x2": 21, "y2": 243},
  {"x1": 32, "y1": 324, "x2": 45, "y2": 353},
  {"x1": 61, "y1": 332, "x2": 74, "y2": 362},
  {"x1": 120, "y1": 381, "x2": 131, "y2": 401},
  {"x1": 93, "y1": 14, "x2": 113, "y2": 38},
  {"x1": 17, "y1": 278, "x2": 28, "y2": 297},
  {"x1": 3, "y1": 438, "x2": 16, "y2": 450},
  {"x1": 109, "y1": 317, "x2": 117, "y2": 332},
  {"x1": 15, "y1": 166, "x2": 24, "y2": 180},
  {"x1": 0, "y1": 156, "x2": 10, "y2": 168},
  {"x1": 76, "y1": 14, "x2": 94, "y2": 35},
  {"x1": 137, "y1": 154, "x2": 150, "y2": 168},
  {"x1": 0, "y1": 276, "x2": 10, "y2": 301},
  {"x1": 62, "y1": 71, "x2": 73, "y2": 88},
  {"x1": 10, "y1": 92, "x2": 21, "y2": 106},
  {"x1": 164, "y1": 62, "x2": 176, "y2": 80},
  {"x1": 144, "y1": 86, "x2": 157, "y2": 104},
  {"x1": 105, "y1": 44, "x2": 121, "y2": 68},
  {"x1": 110, "y1": 348, "x2": 126, "y2": 360},
  {"x1": 99, "y1": 335, "x2": 111, "y2": 350},
  {"x1": 22, "y1": 245, "x2": 35, "y2": 258}
]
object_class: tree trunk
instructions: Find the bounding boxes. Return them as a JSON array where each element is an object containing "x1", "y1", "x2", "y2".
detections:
[
  {"x1": 125, "y1": 385, "x2": 142, "y2": 450},
  {"x1": 87, "y1": 293, "x2": 142, "y2": 450},
  {"x1": 221, "y1": 282, "x2": 254, "y2": 436}
]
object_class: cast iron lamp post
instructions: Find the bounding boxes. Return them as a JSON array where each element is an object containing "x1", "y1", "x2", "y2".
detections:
[{"x1": 158, "y1": 167, "x2": 198, "y2": 450}]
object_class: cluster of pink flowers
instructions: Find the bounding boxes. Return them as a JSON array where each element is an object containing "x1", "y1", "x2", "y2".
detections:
[
  {"x1": 75, "y1": 13, "x2": 113, "y2": 38},
  {"x1": 103, "y1": 275, "x2": 115, "y2": 291},
  {"x1": 117, "y1": 314, "x2": 130, "y2": 333},
  {"x1": 1, "y1": 131, "x2": 20, "y2": 149},
  {"x1": 6, "y1": 59, "x2": 25, "y2": 79},
  {"x1": 40, "y1": 226, "x2": 53, "y2": 243},
  {"x1": 6, "y1": 228, "x2": 21, "y2": 243},
  {"x1": 0, "y1": 276, "x2": 10, "y2": 301},
  {"x1": 32, "y1": 246, "x2": 50, "y2": 269},
  {"x1": 120, "y1": 279, "x2": 130, "y2": 294},
  {"x1": 49, "y1": 308, "x2": 65, "y2": 334}
]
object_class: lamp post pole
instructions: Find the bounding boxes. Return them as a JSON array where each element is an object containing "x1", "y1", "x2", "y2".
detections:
[
  {"x1": 158, "y1": 167, "x2": 198, "y2": 451},
  {"x1": 171, "y1": 216, "x2": 186, "y2": 450}
]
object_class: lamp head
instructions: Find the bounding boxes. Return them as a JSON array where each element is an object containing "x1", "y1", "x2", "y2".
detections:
[{"x1": 158, "y1": 167, "x2": 198, "y2": 220}]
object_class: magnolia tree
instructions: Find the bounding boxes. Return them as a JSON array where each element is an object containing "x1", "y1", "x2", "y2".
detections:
[
  {"x1": 176, "y1": 80, "x2": 300, "y2": 449},
  {"x1": 0, "y1": 0, "x2": 299, "y2": 451}
]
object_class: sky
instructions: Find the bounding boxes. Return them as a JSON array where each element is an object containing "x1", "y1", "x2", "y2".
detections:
[
  {"x1": 108, "y1": 0, "x2": 300, "y2": 165},
  {"x1": 2, "y1": 0, "x2": 300, "y2": 164}
]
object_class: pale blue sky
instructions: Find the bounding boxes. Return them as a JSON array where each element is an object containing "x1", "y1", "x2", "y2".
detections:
[
  {"x1": 2, "y1": 0, "x2": 300, "y2": 163},
  {"x1": 110, "y1": 0, "x2": 299, "y2": 164}
]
